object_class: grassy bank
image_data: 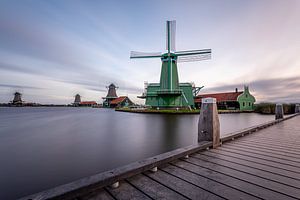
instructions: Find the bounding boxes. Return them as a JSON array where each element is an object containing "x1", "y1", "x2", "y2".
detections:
[
  {"x1": 254, "y1": 103, "x2": 297, "y2": 114},
  {"x1": 116, "y1": 103, "x2": 299, "y2": 115},
  {"x1": 115, "y1": 108, "x2": 248, "y2": 114}
]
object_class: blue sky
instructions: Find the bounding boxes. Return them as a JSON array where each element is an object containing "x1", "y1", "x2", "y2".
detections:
[{"x1": 0, "y1": 0, "x2": 299, "y2": 104}]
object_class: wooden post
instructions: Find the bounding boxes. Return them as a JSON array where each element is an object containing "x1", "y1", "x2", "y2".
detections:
[
  {"x1": 275, "y1": 103, "x2": 284, "y2": 120},
  {"x1": 295, "y1": 104, "x2": 300, "y2": 113},
  {"x1": 198, "y1": 98, "x2": 220, "y2": 148}
]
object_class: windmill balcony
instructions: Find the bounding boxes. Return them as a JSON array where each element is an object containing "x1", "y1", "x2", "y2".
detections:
[{"x1": 157, "y1": 89, "x2": 182, "y2": 95}]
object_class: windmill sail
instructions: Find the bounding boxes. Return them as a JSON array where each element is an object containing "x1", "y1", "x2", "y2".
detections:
[
  {"x1": 175, "y1": 49, "x2": 211, "y2": 62},
  {"x1": 130, "y1": 51, "x2": 162, "y2": 59},
  {"x1": 177, "y1": 53, "x2": 211, "y2": 63},
  {"x1": 175, "y1": 49, "x2": 211, "y2": 56},
  {"x1": 166, "y1": 20, "x2": 176, "y2": 52}
]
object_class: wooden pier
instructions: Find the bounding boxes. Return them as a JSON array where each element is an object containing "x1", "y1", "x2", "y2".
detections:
[{"x1": 21, "y1": 114, "x2": 300, "y2": 200}]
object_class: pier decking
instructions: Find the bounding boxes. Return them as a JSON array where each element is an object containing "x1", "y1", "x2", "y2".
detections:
[{"x1": 22, "y1": 114, "x2": 300, "y2": 200}]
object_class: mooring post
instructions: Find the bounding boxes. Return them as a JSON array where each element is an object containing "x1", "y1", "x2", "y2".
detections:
[
  {"x1": 295, "y1": 104, "x2": 300, "y2": 113},
  {"x1": 198, "y1": 98, "x2": 220, "y2": 148},
  {"x1": 275, "y1": 103, "x2": 284, "y2": 120}
]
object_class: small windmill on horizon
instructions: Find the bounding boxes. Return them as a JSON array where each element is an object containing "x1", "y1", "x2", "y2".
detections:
[
  {"x1": 102, "y1": 83, "x2": 118, "y2": 107},
  {"x1": 130, "y1": 20, "x2": 211, "y2": 109}
]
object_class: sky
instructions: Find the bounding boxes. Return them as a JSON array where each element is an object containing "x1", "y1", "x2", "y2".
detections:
[{"x1": 0, "y1": 0, "x2": 299, "y2": 104}]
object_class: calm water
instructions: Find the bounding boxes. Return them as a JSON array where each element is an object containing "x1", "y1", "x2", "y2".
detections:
[{"x1": 0, "y1": 107, "x2": 274, "y2": 199}]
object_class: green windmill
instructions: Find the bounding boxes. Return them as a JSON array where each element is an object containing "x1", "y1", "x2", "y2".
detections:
[{"x1": 131, "y1": 20, "x2": 211, "y2": 109}]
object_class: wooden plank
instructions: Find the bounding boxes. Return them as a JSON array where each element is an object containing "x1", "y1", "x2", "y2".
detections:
[
  {"x1": 228, "y1": 141, "x2": 300, "y2": 156},
  {"x1": 106, "y1": 181, "x2": 151, "y2": 200},
  {"x1": 81, "y1": 189, "x2": 114, "y2": 200},
  {"x1": 255, "y1": 129, "x2": 300, "y2": 134},
  {"x1": 210, "y1": 148, "x2": 300, "y2": 174},
  {"x1": 229, "y1": 139, "x2": 300, "y2": 154},
  {"x1": 193, "y1": 153, "x2": 300, "y2": 189},
  {"x1": 160, "y1": 164, "x2": 259, "y2": 200},
  {"x1": 226, "y1": 143, "x2": 300, "y2": 159},
  {"x1": 184, "y1": 157, "x2": 300, "y2": 199},
  {"x1": 251, "y1": 134, "x2": 300, "y2": 139},
  {"x1": 145, "y1": 167, "x2": 226, "y2": 200},
  {"x1": 201, "y1": 150, "x2": 300, "y2": 180},
  {"x1": 244, "y1": 129, "x2": 300, "y2": 138},
  {"x1": 237, "y1": 139, "x2": 300, "y2": 151},
  {"x1": 220, "y1": 120, "x2": 279, "y2": 143},
  {"x1": 241, "y1": 129, "x2": 300, "y2": 136},
  {"x1": 250, "y1": 130, "x2": 300, "y2": 137},
  {"x1": 219, "y1": 147, "x2": 300, "y2": 170},
  {"x1": 219, "y1": 114, "x2": 299, "y2": 144},
  {"x1": 243, "y1": 135, "x2": 300, "y2": 144},
  {"x1": 250, "y1": 133, "x2": 300, "y2": 139},
  {"x1": 244, "y1": 134, "x2": 300, "y2": 140},
  {"x1": 127, "y1": 174, "x2": 188, "y2": 200},
  {"x1": 172, "y1": 160, "x2": 295, "y2": 200},
  {"x1": 222, "y1": 145, "x2": 300, "y2": 165}
]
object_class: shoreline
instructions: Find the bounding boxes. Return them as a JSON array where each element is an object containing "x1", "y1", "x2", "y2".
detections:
[{"x1": 115, "y1": 108, "x2": 254, "y2": 114}]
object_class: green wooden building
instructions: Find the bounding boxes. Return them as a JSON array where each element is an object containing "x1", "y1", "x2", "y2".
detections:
[
  {"x1": 195, "y1": 86, "x2": 256, "y2": 111},
  {"x1": 138, "y1": 82, "x2": 195, "y2": 109},
  {"x1": 237, "y1": 86, "x2": 256, "y2": 111}
]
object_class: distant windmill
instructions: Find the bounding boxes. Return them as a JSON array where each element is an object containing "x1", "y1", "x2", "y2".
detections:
[
  {"x1": 74, "y1": 94, "x2": 81, "y2": 106},
  {"x1": 12, "y1": 92, "x2": 23, "y2": 105},
  {"x1": 102, "y1": 83, "x2": 118, "y2": 108},
  {"x1": 106, "y1": 83, "x2": 118, "y2": 98},
  {"x1": 131, "y1": 20, "x2": 211, "y2": 109}
]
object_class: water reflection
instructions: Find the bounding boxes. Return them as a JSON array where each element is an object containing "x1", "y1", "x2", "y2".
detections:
[{"x1": 0, "y1": 107, "x2": 274, "y2": 199}]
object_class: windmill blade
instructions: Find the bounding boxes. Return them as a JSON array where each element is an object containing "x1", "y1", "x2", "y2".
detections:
[
  {"x1": 175, "y1": 49, "x2": 211, "y2": 56},
  {"x1": 166, "y1": 20, "x2": 176, "y2": 52},
  {"x1": 177, "y1": 53, "x2": 211, "y2": 63},
  {"x1": 130, "y1": 51, "x2": 162, "y2": 59}
]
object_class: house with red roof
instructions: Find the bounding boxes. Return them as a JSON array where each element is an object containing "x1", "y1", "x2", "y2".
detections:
[
  {"x1": 72, "y1": 94, "x2": 98, "y2": 107},
  {"x1": 79, "y1": 101, "x2": 97, "y2": 107},
  {"x1": 194, "y1": 86, "x2": 256, "y2": 111},
  {"x1": 109, "y1": 96, "x2": 134, "y2": 108}
]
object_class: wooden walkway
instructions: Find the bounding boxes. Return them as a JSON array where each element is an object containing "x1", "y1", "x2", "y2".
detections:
[
  {"x1": 21, "y1": 114, "x2": 300, "y2": 200},
  {"x1": 83, "y1": 115, "x2": 300, "y2": 200}
]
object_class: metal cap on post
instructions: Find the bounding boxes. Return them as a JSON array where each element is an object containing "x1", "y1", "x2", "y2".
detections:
[
  {"x1": 295, "y1": 104, "x2": 300, "y2": 113},
  {"x1": 198, "y1": 98, "x2": 220, "y2": 148},
  {"x1": 275, "y1": 103, "x2": 284, "y2": 120}
]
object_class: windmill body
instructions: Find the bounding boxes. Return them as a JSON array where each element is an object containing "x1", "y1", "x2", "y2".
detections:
[
  {"x1": 102, "y1": 83, "x2": 118, "y2": 108},
  {"x1": 74, "y1": 94, "x2": 81, "y2": 106},
  {"x1": 131, "y1": 20, "x2": 211, "y2": 109},
  {"x1": 12, "y1": 92, "x2": 23, "y2": 106}
]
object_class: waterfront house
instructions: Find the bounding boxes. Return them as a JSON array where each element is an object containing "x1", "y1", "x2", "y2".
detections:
[
  {"x1": 109, "y1": 96, "x2": 133, "y2": 108},
  {"x1": 79, "y1": 101, "x2": 97, "y2": 107},
  {"x1": 194, "y1": 86, "x2": 256, "y2": 111}
]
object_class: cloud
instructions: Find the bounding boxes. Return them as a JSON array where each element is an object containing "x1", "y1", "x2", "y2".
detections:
[
  {"x1": 0, "y1": 1, "x2": 300, "y2": 104},
  {"x1": 0, "y1": 83, "x2": 44, "y2": 90},
  {"x1": 0, "y1": 61, "x2": 40, "y2": 76},
  {"x1": 202, "y1": 76, "x2": 300, "y2": 103},
  {"x1": 54, "y1": 76, "x2": 142, "y2": 95}
]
